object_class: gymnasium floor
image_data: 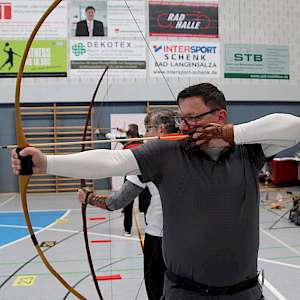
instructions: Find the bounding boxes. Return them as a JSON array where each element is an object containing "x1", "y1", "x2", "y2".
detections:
[{"x1": 0, "y1": 187, "x2": 300, "y2": 300}]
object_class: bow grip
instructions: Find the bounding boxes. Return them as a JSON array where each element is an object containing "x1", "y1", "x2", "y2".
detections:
[{"x1": 16, "y1": 148, "x2": 33, "y2": 175}]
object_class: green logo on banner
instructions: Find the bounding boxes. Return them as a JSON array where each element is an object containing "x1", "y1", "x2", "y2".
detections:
[
  {"x1": 234, "y1": 53, "x2": 263, "y2": 62},
  {"x1": 72, "y1": 43, "x2": 86, "y2": 56}
]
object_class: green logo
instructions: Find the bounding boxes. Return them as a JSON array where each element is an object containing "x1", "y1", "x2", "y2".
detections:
[
  {"x1": 234, "y1": 53, "x2": 263, "y2": 62},
  {"x1": 72, "y1": 42, "x2": 86, "y2": 56}
]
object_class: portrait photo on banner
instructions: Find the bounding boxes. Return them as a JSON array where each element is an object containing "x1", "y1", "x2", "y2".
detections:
[{"x1": 70, "y1": 0, "x2": 107, "y2": 37}]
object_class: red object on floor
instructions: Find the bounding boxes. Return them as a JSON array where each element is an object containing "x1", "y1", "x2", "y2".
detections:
[
  {"x1": 87, "y1": 217, "x2": 107, "y2": 221},
  {"x1": 272, "y1": 159, "x2": 299, "y2": 185},
  {"x1": 96, "y1": 274, "x2": 122, "y2": 281},
  {"x1": 91, "y1": 240, "x2": 112, "y2": 243}
]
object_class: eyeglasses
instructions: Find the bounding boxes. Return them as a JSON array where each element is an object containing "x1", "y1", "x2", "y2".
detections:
[{"x1": 174, "y1": 108, "x2": 220, "y2": 127}]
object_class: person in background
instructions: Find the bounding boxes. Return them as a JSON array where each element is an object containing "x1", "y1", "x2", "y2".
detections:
[
  {"x1": 75, "y1": 6, "x2": 104, "y2": 37},
  {"x1": 105, "y1": 123, "x2": 143, "y2": 236},
  {"x1": 121, "y1": 124, "x2": 142, "y2": 237},
  {"x1": 78, "y1": 110, "x2": 177, "y2": 300},
  {"x1": 105, "y1": 124, "x2": 140, "y2": 141}
]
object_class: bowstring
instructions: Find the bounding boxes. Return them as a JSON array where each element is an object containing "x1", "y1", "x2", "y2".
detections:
[
  {"x1": 105, "y1": 69, "x2": 114, "y2": 300},
  {"x1": 94, "y1": 66, "x2": 114, "y2": 299}
]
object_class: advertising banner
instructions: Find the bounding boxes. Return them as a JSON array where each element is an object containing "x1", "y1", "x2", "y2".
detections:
[
  {"x1": 0, "y1": 0, "x2": 67, "y2": 77},
  {"x1": 224, "y1": 44, "x2": 289, "y2": 80},
  {"x1": 0, "y1": 0, "x2": 67, "y2": 39},
  {"x1": 0, "y1": 40, "x2": 67, "y2": 77},
  {"x1": 70, "y1": 39, "x2": 146, "y2": 77},
  {"x1": 149, "y1": 1, "x2": 218, "y2": 37},
  {"x1": 70, "y1": 0, "x2": 145, "y2": 38},
  {"x1": 107, "y1": 0, "x2": 146, "y2": 37},
  {"x1": 149, "y1": 41, "x2": 220, "y2": 77}
]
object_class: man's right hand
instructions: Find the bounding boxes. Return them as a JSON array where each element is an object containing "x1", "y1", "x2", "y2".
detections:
[
  {"x1": 11, "y1": 147, "x2": 47, "y2": 175},
  {"x1": 191, "y1": 123, "x2": 234, "y2": 146}
]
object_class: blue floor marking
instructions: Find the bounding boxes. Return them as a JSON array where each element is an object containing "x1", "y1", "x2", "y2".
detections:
[{"x1": 0, "y1": 210, "x2": 66, "y2": 246}]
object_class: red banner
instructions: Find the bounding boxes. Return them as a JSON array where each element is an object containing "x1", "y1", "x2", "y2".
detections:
[
  {"x1": 0, "y1": 3, "x2": 12, "y2": 20},
  {"x1": 149, "y1": 1, "x2": 218, "y2": 38}
]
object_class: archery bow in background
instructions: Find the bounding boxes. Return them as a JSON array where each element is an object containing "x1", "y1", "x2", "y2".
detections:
[{"x1": 80, "y1": 66, "x2": 109, "y2": 300}]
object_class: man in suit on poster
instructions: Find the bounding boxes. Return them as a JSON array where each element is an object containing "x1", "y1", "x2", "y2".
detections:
[{"x1": 75, "y1": 6, "x2": 104, "y2": 37}]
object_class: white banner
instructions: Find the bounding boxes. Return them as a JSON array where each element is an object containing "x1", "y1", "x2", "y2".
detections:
[
  {"x1": 70, "y1": 39, "x2": 146, "y2": 78},
  {"x1": 70, "y1": 0, "x2": 145, "y2": 38},
  {"x1": 0, "y1": 0, "x2": 67, "y2": 39},
  {"x1": 107, "y1": 0, "x2": 146, "y2": 37},
  {"x1": 149, "y1": 41, "x2": 220, "y2": 78}
]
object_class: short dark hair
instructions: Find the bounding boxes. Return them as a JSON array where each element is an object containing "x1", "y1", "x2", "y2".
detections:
[
  {"x1": 128, "y1": 123, "x2": 138, "y2": 132},
  {"x1": 85, "y1": 6, "x2": 95, "y2": 12},
  {"x1": 127, "y1": 124, "x2": 140, "y2": 138},
  {"x1": 150, "y1": 110, "x2": 177, "y2": 133},
  {"x1": 177, "y1": 83, "x2": 227, "y2": 110}
]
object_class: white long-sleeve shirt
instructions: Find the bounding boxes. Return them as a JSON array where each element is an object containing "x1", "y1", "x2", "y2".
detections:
[
  {"x1": 126, "y1": 175, "x2": 163, "y2": 237},
  {"x1": 47, "y1": 114, "x2": 300, "y2": 178}
]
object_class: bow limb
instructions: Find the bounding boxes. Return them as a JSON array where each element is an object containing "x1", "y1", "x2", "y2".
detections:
[
  {"x1": 80, "y1": 66, "x2": 109, "y2": 300},
  {"x1": 15, "y1": 0, "x2": 85, "y2": 299}
]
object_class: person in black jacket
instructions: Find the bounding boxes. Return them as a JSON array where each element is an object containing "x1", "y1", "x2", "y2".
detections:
[{"x1": 75, "y1": 6, "x2": 104, "y2": 37}]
